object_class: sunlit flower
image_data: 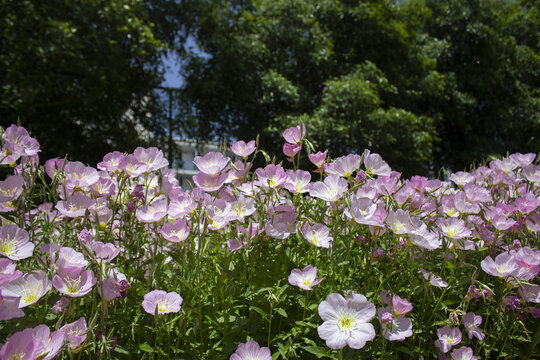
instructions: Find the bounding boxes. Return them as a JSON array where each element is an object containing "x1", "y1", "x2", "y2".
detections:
[
  {"x1": 451, "y1": 347, "x2": 478, "y2": 360},
  {"x1": 0, "y1": 258, "x2": 22, "y2": 286},
  {"x1": 309, "y1": 149, "x2": 328, "y2": 169},
  {"x1": 463, "y1": 312, "x2": 485, "y2": 341},
  {"x1": 480, "y1": 253, "x2": 519, "y2": 278},
  {"x1": 0, "y1": 270, "x2": 52, "y2": 307},
  {"x1": 317, "y1": 292, "x2": 376, "y2": 349},
  {"x1": 309, "y1": 175, "x2": 348, "y2": 202},
  {"x1": 0, "y1": 327, "x2": 44, "y2": 360},
  {"x1": 419, "y1": 268, "x2": 448, "y2": 287},
  {"x1": 55, "y1": 193, "x2": 96, "y2": 218},
  {"x1": 64, "y1": 161, "x2": 99, "y2": 188},
  {"x1": 134, "y1": 147, "x2": 169, "y2": 172},
  {"x1": 326, "y1": 154, "x2": 361, "y2": 178},
  {"x1": 142, "y1": 290, "x2": 183, "y2": 315},
  {"x1": 231, "y1": 140, "x2": 256, "y2": 158},
  {"x1": 53, "y1": 269, "x2": 96, "y2": 297},
  {"x1": 302, "y1": 223, "x2": 333, "y2": 248},
  {"x1": 159, "y1": 220, "x2": 190, "y2": 242},
  {"x1": 288, "y1": 265, "x2": 323, "y2": 290},
  {"x1": 3, "y1": 124, "x2": 40, "y2": 157},
  {"x1": 0, "y1": 175, "x2": 24, "y2": 203},
  {"x1": 230, "y1": 340, "x2": 271, "y2": 360},
  {"x1": 193, "y1": 151, "x2": 229, "y2": 175},
  {"x1": 363, "y1": 149, "x2": 391, "y2": 177},
  {"x1": 0, "y1": 224, "x2": 34, "y2": 261},
  {"x1": 0, "y1": 290, "x2": 25, "y2": 320},
  {"x1": 283, "y1": 123, "x2": 306, "y2": 144},
  {"x1": 136, "y1": 198, "x2": 168, "y2": 223},
  {"x1": 60, "y1": 317, "x2": 87, "y2": 348},
  {"x1": 434, "y1": 326, "x2": 462, "y2": 353}
]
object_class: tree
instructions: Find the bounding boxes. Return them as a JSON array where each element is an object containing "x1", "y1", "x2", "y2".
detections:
[{"x1": 0, "y1": 0, "x2": 168, "y2": 164}]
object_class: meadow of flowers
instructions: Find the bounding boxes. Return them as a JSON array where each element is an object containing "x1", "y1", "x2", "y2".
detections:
[{"x1": 0, "y1": 123, "x2": 538, "y2": 359}]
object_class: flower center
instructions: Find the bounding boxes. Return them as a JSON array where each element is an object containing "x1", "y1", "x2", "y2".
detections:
[
  {"x1": 0, "y1": 239, "x2": 15, "y2": 255},
  {"x1": 337, "y1": 314, "x2": 355, "y2": 331}
]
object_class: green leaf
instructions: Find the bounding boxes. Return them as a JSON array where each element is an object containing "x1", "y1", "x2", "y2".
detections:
[
  {"x1": 276, "y1": 308, "x2": 288, "y2": 317},
  {"x1": 114, "y1": 346, "x2": 130, "y2": 355},
  {"x1": 304, "y1": 345, "x2": 331, "y2": 358},
  {"x1": 139, "y1": 343, "x2": 154, "y2": 353},
  {"x1": 250, "y1": 306, "x2": 268, "y2": 319}
]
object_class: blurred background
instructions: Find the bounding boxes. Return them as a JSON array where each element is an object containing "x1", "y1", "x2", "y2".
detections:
[{"x1": 1, "y1": 0, "x2": 538, "y2": 177}]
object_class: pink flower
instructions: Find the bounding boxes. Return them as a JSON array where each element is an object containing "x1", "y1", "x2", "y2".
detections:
[
  {"x1": 136, "y1": 198, "x2": 168, "y2": 223},
  {"x1": 386, "y1": 209, "x2": 413, "y2": 235},
  {"x1": 437, "y1": 218, "x2": 472, "y2": 240},
  {"x1": 363, "y1": 150, "x2": 391, "y2": 177},
  {"x1": 449, "y1": 171, "x2": 475, "y2": 186},
  {"x1": 53, "y1": 269, "x2": 97, "y2": 297},
  {"x1": 134, "y1": 147, "x2": 169, "y2": 172},
  {"x1": 0, "y1": 290, "x2": 25, "y2": 320},
  {"x1": 283, "y1": 143, "x2": 301, "y2": 158},
  {"x1": 0, "y1": 175, "x2": 24, "y2": 202},
  {"x1": 326, "y1": 154, "x2": 361, "y2": 178},
  {"x1": 302, "y1": 223, "x2": 333, "y2": 248},
  {"x1": 90, "y1": 177, "x2": 117, "y2": 197},
  {"x1": 51, "y1": 297, "x2": 69, "y2": 314},
  {"x1": 309, "y1": 150, "x2": 328, "y2": 169},
  {"x1": 350, "y1": 196, "x2": 387, "y2": 227},
  {"x1": 480, "y1": 253, "x2": 519, "y2": 278},
  {"x1": 230, "y1": 340, "x2": 271, "y2": 360},
  {"x1": 434, "y1": 326, "x2": 462, "y2": 353},
  {"x1": 255, "y1": 164, "x2": 288, "y2": 189},
  {"x1": 0, "y1": 224, "x2": 34, "y2": 260},
  {"x1": 0, "y1": 258, "x2": 22, "y2": 286},
  {"x1": 44, "y1": 158, "x2": 67, "y2": 178},
  {"x1": 64, "y1": 161, "x2": 99, "y2": 188},
  {"x1": 97, "y1": 151, "x2": 126, "y2": 172},
  {"x1": 142, "y1": 290, "x2": 183, "y2": 315},
  {"x1": 463, "y1": 312, "x2": 485, "y2": 340},
  {"x1": 193, "y1": 171, "x2": 229, "y2": 192},
  {"x1": 377, "y1": 306, "x2": 412, "y2": 341},
  {"x1": 288, "y1": 265, "x2": 323, "y2": 290},
  {"x1": 3, "y1": 124, "x2": 40, "y2": 157},
  {"x1": 193, "y1": 152, "x2": 230, "y2": 175},
  {"x1": 0, "y1": 270, "x2": 52, "y2": 307},
  {"x1": 55, "y1": 247, "x2": 88, "y2": 277},
  {"x1": 33, "y1": 325, "x2": 65, "y2": 360},
  {"x1": 0, "y1": 327, "x2": 44, "y2": 360},
  {"x1": 450, "y1": 347, "x2": 477, "y2": 360},
  {"x1": 309, "y1": 175, "x2": 348, "y2": 202},
  {"x1": 419, "y1": 268, "x2": 448, "y2": 287},
  {"x1": 60, "y1": 317, "x2": 87, "y2": 348},
  {"x1": 231, "y1": 140, "x2": 256, "y2": 158},
  {"x1": 159, "y1": 220, "x2": 190, "y2": 242},
  {"x1": 317, "y1": 292, "x2": 376, "y2": 349},
  {"x1": 55, "y1": 193, "x2": 96, "y2": 218},
  {"x1": 518, "y1": 284, "x2": 540, "y2": 303},
  {"x1": 121, "y1": 154, "x2": 147, "y2": 177},
  {"x1": 265, "y1": 205, "x2": 297, "y2": 240},
  {"x1": 283, "y1": 123, "x2": 306, "y2": 144},
  {"x1": 91, "y1": 241, "x2": 122, "y2": 262}
]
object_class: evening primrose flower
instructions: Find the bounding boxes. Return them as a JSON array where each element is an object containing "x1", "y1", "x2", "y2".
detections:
[
  {"x1": 363, "y1": 149, "x2": 392, "y2": 177},
  {"x1": 451, "y1": 347, "x2": 478, "y2": 360},
  {"x1": 288, "y1": 266, "x2": 323, "y2": 291},
  {"x1": 0, "y1": 224, "x2": 34, "y2": 261},
  {"x1": 53, "y1": 269, "x2": 96, "y2": 297},
  {"x1": 317, "y1": 292, "x2": 376, "y2": 349},
  {"x1": 326, "y1": 154, "x2": 361, "y2": 178},
  {"x1": 142, "y1": 290, "x2": 183, "y2": 315},
  {"x1": 0, "y1": 270, "x2": 52, "y2": 307},
  {"x1": 434, "y1": 326, "x2": 462, "y2": 353},
  {"x1": 302, "y1": 223, "x2": 333, "y2": 248},
  {"x1": 463, "y1": 312, "x2": 485, "y2": 341},
  {"x1": 0, "y1": 175, "x2": 24, "y2": 203},
  {"x1": 309, "y1": 175, "x2": 348, "y2": 202},
  {"x1": 60, "y1": 317, "x2": 87, "y2": 348},
  {"x1": 230, "y1": 340, "x2": 271, "y2": 360},
  {"x1": 231, "y1": 140, "x2": 256, "y2": 158},
  {"x1": 0, "y1": 291, "x2": 25, "y2": 320},
  {"x1": 159, "y1": 220, "x2": 190, "y2": 243}
]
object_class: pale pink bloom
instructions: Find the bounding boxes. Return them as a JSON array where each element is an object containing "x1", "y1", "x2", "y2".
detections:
[
  {"x1": 228, "y1": 160, "x2": 252, "y2": 183},
  {"x1": 283, "y1": 123, "x2": 306, "y2": 144},
  {"x1": 97, "y1": 151, "x2": 126, "y2": 172},
  {"x1": 3, "y1": 124, "x2": 40, "y2": 157},
  {"x1": 231, "y1": 140, "x2": 256, "y2": 158},
  {"x1": 121, "y1": 154, "x2": 147, "y2": 177},
  {"x1": 491, "y1": 214, "x2": 517, "y2": 231},
  {"x1": 142, "y1": 290, "x2": 183, "y2": 315},
  {"x1": 0, "y1": 327, "x2": 44, "y2": 360},
  {"x1": 255, "y1": 164, "x2": 288, "y2": 189},
  {"x1": 92, "y1": 201, "x2": 114, "y2": 224},
  {"x1": 309, "y1": 149, "x2": 328, "y2": 168},
  {"x1": 31, "y1": 325, "x2": 66, "y2": 360},
  {"x1": 51, "y1": 297, "x2": 70, "y2": 314},
  {"x1": 98, "y1": 269, "x2": 128, "y2": 301},
  {"x1": 0, "y1": 224, "x2": 34, "y2": 260},
  {"x1": 134, "y1": 147, "x2": 169, "y2": 172},
  {"x1": 449, "y1": 171, "x2": 475, "y2": 186},
  {"x1": 481, "y1": 253, "x2": 519, "y2": 278},
  {"x1": 512, "y1": 246, "x2": 540, "y2": 280},
  {"x1": 90, "y1": 176, "x2": 117, "y2": 196},
  {"x1": 55, "y1": 193, "x2": 96, "y2": 218},
  {"x1": 453, "y1": 191, "x2": 480, "y2": 214},
  {"x1": 0, "y1": 270, "x2": 51, "y2": 307},
  {"x1": 463, "y1": 312, "x2": 485, "y2": 340},
  {"x1": 231, "y1": 195, "x2": 256, "y2": 220},
  {"x1": 44, "y1": 158, "x2": 67, "y2": 179},
  {"x1": 302, "y1": 223, "x2": 333, "y2": 248},
  {"x1": 168, "y1": 190, "x2": 196, "y2": 218},
  {"x1": 193, "y1": 171, "x2": 229, "y2": 192},
  {"x1": 386, "y1": 209, "x2": 413, "y2": 235},
  {"x1": 159, "y1": 220, "x2": 190, "y2": 242},
  {"x1": 490, "y1": 157, "x2": 518, "y2": 173},
  {"x1": 350, "y1": 196, "x2": 386, "y2": 227},
  {"x1": 283, "y1": 143, "x2": 301, "y2": 158},
  {"x1": 53, "y1": 269, "x2": 96, "y2": 297},
  {"x1": 60, "y1": 317, "x2": 87, "y2": 348},
  {"x1": 377, "y1": 306, "x2": 413, "y2": 341},
  {"x1": 525, "y1": 212, "x2": 540, "y2": 232},
  {"x1": 0, "y1": 175, "x2": 24, "y2": 202},
  {"x1": 419, "y1": 268, "x2": 448, "y2": 287},
  {"x1": 509, "y1": 152, "x2": 536, "y2": 167},
  {"x1": 0, "y1": 290, "x2": 25, "y2": 320},
  {"x1": 283, "y1": 170, "x2": 311, "y2": 194},
  {"x1": 56, "y1": 247, "x2": 88, "y2": 277},
  {"x1": 451, "y1": 347, "x2": 477, "y2": 360},
  {"x1": 309, "y1": 175, "x2": 348, "y2": 202},
  {"x1": 515, "y1": 192, "x2": 539, "y2": 214},
  {"x1": 288, "y1": 265, "x2": 323, "y2": 290},
  {"x1": 0, "y1": 144, "x2": 20, "y2": 164},
  {"x1": 363, "y1": 150, "x2": 391, "y2": 177},
  {"x1": 64, "y1": 161, "x2": 99, "y2": 188},
  {"x1": 437, "y1": 218, "x2": 472, "y2": 240},
  {"x1": 522, "y1": 164, "x2": 540, "y2": 182},
  {"x1": 193, "y1": 152, "x2": 230, "y2": 175},
  {"x1": 230, "y1": 340, "x2": 271, "y2": 360},
  {"x1": 435, "y1": 326, "x2": 462, "y2": 353},
  {"x1": 463, "y1": 183, "x2": 492, "y2": 203},
  {"x1": 91, "y1": 241, "x2": 122, "y2": 261},
  {"x1": 317, "y1": 292, "x2": 376, "y2": 349},
  {"x1": 518, "y1": 284, "x2": 540, "y2": 303},
  {"x1": 0, "y1": 258, "x2": 22, "y2": 286},
  {"x1": 265, "y1": 205, "x2": 297, "y2": 239},
  {"x1": 326, "y1": 154, "x2": 361, "y2": 177},
  {"x1": 136, "y1": 198, "x2": 168, "y2": 223},
  {"x1": 410, "y1": 219, "x2": 441, "y2": 250}
]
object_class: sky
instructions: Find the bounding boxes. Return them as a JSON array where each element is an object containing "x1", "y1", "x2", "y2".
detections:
[{"x1": 161, "y1": 52, "x2": 184, "y2": 88}]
